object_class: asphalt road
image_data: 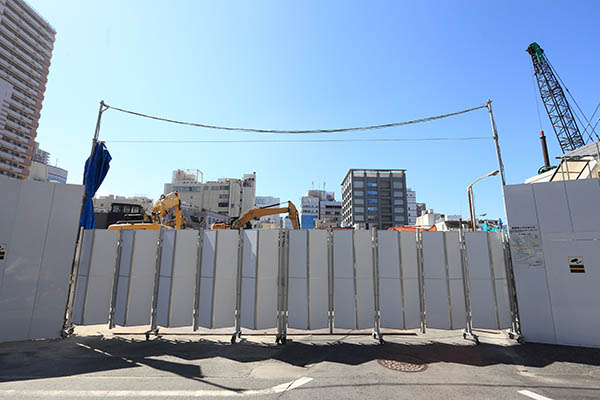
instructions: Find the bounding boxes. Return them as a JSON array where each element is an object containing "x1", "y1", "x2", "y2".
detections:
[{"x1": 0, "y1": 329, "x2": 599, "y2": 399}]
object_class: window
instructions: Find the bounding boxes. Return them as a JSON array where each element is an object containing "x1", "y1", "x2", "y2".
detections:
[
  {"x1": 353, "y1": 180, "x2": 364, "y2": 188},
  {"x1": 354, "y1": 190, "x2": 364, "y2": 197},
  {"x1": 394, "y1": 207, "x2": 404, "y2": 213},
  {"x1": 394, "y1": 215, "x2": 405, "y2": 222},
  {"x1": 367, "y1": 182, "x2": 377, "y2": 188},
  {"x1": 355, "y1": 198, "x2": 364, "y2": 205},
  {"x1": 392, "y1": 181, "x2": 403, "y2": 189},
  {"x1": 393, "y1": 191, "x2": 404, "y2": 197},
  {"x1": 367, "y1": 191, "x2": 378, "y2": 196},
  {"x1": 218, "y1": 202, "x2": 228, "y2": 207},
  {"x1": 355, "y1": 215, "x2": 364, "y2": 222},
  {"x1": 393, "y1": 199, "x2": 404, "y2": 205},
  {"x1": 380, "y1": 181, "x2": 390, "y2": 189},
  {"x1": 368, "y1": 207, "x2": 378, "y2": 212},
  {"x1": 367, "y1": 199, "x2": 378, "y2": 204}
]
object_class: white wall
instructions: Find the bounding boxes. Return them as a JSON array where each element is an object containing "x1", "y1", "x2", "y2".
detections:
[
  {"x1": 0, "y1": 177, "x2": 83, "y2": 343},
  {"x1": 505, "y1": 179, "x2": 600, "y2": 348}
]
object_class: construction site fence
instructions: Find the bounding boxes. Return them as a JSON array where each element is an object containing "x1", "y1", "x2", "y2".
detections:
[{"x1": 69, "y1": 228, "x2": 519, "y2": 342}]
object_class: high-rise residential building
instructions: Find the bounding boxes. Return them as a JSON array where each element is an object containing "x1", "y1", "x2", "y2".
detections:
[
  {"x1": 300, "y1": 189, "x2": 341, "y2": 229},
  {"x1": 32, "y1": 141, "x2": 48, "y2": 164},
  {"x1": 416, "y1": 202, "x2": 427, "y2": 218},
  {"x1": 341, "y1": 169, "x2": 408, "y2": 230},
  {"x1": 164, "y1": 169, "x2": 256, "y2": 219},
  {"x1": 407, "y1": 188, "x2": 417, "y2": 225},
  {"x1": 0, "y1": 0, "x2": 55, "y2": 180}
]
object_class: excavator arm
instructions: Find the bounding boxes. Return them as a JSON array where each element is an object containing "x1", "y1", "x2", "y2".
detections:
[
  {"x1": 152, "y1": 192, "x2": 184, "y2": 229},
  {"x1": 212, "y1": 201, "x2": 300, "y2": 229}
]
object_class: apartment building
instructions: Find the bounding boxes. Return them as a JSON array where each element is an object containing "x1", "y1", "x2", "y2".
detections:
[
  {"x1": 0, "y1": 0, "x2": 55, "y2": 180},
  {"x1": 300, "y1": 189, "x2": 342, "y2": 229},
  {"x1": 164, "y1": 169, "x2": 256, "y2": 219},
  {"x1": 341, "y1": 169, "x2": 408, "y2": 230}
]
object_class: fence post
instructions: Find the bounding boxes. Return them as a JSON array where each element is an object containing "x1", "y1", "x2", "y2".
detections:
[
  {"x1": 327, "y1": 229, "x2": 334, "y2": 334},
  {"x1": 416, "y1": 228, "x2": 426, "y2": 334},
  {"x1": 232, "y1": 230, "x2": 244, "y2": 344},
  {"x1": 371, "y1": 228, "x2": 383, "y2": 344},
  {"x1": 62, "y1": 226, "x2": 85, "y2": 337},
  {"x1": 108, "y1": 228, "x2": 124, "y2": 329},
  {"x1": 146, "y1": 227, "x2": 163, "y2": 340},
  {"x1": 459, "y1": 225, "x2": 479, "y2": 344},
  {"x1": 192, "y1": 229, "x2": 204, "y2": 331},
  {"x1": 276, "y1": 229, "x2": 289, "y2": 344},
  {"x1": 502, "y1": 233, "x2": 522, "y2": 341}
]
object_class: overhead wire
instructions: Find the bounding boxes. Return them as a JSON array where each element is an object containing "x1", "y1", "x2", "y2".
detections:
[
  {"x1": 103, "y1": 103, "x2": 487, "y2": 135},
  {"x1": 105, "y1": 136, "x2": 491, "y2": 144}
]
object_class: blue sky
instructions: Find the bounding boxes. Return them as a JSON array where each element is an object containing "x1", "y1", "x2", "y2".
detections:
[{"x1": 28, "y1": 0, "x2": 600, "y2": 220}]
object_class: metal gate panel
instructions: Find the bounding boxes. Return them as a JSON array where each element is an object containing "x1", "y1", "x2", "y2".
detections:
[
  {"x1": 445, "y1": 232, "x2": 466, "y2": 329},
  {"x1": 489, "y1": 232, "x2": 511, "y2": 329},
  {"x1": 123, "y1": 230, "x2": 158, "y2": 326},
  {"x1": 113, "y1": 230, "x2": 135, "y2": 326},
  {"x1": 333, "y1": 230, "x2": 354, "y2": 329},
  {"x1": 354, "y1": 230, "x2": 374, "y2": 330},
  {"x1": 156, "y1": 230, "x2": 176, "y2": 327},
  {"x1": 240, "y1": 230, "x2": 258, "y2": 329},
  {"x1": 308, "y1": 230, "x2": 329, "y2": 329},
  {"x1": 377, "y1": 231, "x2": 404, "y2": 329},
  {"x1": 287, "y1": 230, "x2": 308, "y2": 329},
  {"x1": 212, "y1": 230, "x2": 238, "y2": 329},
  {"x1": 255, "y1": 230, "x2": 279, "y2": 330},
  {"x1": 74, "y1": 230, "x2": 118, "y2": 325},
  {"x1": 196, "y1": 230, "x2": 216, "y2": 329},
  {"x1": 465, "y1": 232, "x2": 496, "y2": 329},
  {"x1": 168, "y1": 230, "x2": 199, "y2": 327},
  {"x1": 422, "y1": 232, "x2": 451, "y2": 329},
  {"x1": 400, "y1": 231, "x2": 421, "y2": 329}
]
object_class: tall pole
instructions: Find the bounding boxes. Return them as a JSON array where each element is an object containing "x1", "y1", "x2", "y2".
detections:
[
  {"x1": 468, "y1": 187, "x2": 476, "y2": 232},
  {"x1": 487, "y1": 100, "x2": 506, "y2": 187}
]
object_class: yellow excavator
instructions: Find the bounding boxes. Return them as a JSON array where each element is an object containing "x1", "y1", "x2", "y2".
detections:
[
  {"x1": 211, "y1": 201, "x2": 300, "y2": 230},
  {"x1": 107, "y1": 192, "x2": 184, "y2": 231}
]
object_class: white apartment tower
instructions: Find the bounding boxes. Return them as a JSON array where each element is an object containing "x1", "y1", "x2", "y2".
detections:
[{"x1": 0, "y1": 0, "x2": 55, "y2": 180}]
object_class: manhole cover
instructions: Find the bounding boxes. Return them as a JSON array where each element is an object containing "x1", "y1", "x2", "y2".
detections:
[{"x1": 377, "y1": 357, "x2": 428, "y2": 372}]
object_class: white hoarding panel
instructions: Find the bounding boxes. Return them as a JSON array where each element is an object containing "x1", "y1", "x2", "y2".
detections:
[
  {"x1": 240, "y1": 230, "x2": 258, "y2": 329},
  {"x1": 255, "y1": 230, "x2": 279, "y2": 330},
  {"x1": 564, "y1": 180, "x2": 600, "y2": 232},
  {"x1": 378, "y1": 231, "x2": 404, "y2": 329},
  {"x1": 29, "y1": 183, "x2": 83, "y2": 339},
  {"x1": 354, "y1": 230, "x2": 374, "y2": 330},
  {"x1": 422, "y1": 232, "x2": 450, "y2": 330},
  {"x1": 544, "y1": 233, "x2": 600, "y2": 348},
  {"x1": 333, "y1": 230, "x2": 354, "y2": 329},
  {"x1": 169, "y1": 230, "x2": 199, "y2": 327},
  {"x1": 400, "y1": 231, "x2": 420, "y2": 329},
  {"x1": 444, "y1": 231, "x2": 466, "y2": 330},
  {"x1": 212, "y1": 230, "x2": 238, "y2": 329},
  {"x1": 72, "y1": 230, "x2": 94, "y2": 325},
  {"x1": 196, "y1": 230, "x2": 216, "y2": 329},
  {"x1": 533, "y1": 181, "x2": 572, "y2": 234},
  {"x1": 308, "y1": 230, "x2": 329, "y2": 330},
  {"x1": 80, "y1": 230, "x2": 118, "y2": 325},
  {"x1": 113, "y1": 230, "x2": 135, "y2": 326},
  {"x1": 124, "y1": 230, "x2": 158, "y2": 326},
  {"x1": 466, "y1": 232, "x2": 496, "y2": 329},
  {"x1": 156, "y1": 230, "x2": 176, "y2": 327},
  {"x1": 287, "y1": 231, "x2": 308, "y2": 329}
]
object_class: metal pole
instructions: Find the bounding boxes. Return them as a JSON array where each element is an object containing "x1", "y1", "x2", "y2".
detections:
[
  {"x1": 487, "y1": 100, "x2": 506, "y2": 187},
  {"x1": 468, "y1": 187, "x2": 476, "y2": 232}
]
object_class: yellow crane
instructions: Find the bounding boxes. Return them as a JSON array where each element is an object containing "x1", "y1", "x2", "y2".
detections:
[
  {"x1": 108, "y1": 192, "x2": 184, "y2": 231},
  {"x1": 211, "y1": 201, "x2": 300, "y2": 230}
]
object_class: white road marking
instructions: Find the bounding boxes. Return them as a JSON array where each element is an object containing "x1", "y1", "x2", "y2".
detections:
[
  {"x1": 2, "y1": 376, "x2": 313, "y2": 397},
  {"x1": 518, "y1": 389, "x2": 554, "y2": 400}
]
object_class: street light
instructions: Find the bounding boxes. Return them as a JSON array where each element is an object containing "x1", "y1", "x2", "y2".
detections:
[{"x1": 467, "y1": 170, "x2": 499, "y2": 232}]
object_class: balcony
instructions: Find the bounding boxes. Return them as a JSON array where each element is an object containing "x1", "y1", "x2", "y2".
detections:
[
  {"x1": 8, "y1": 108, "x2": 33, "y2": 125},
  {"x1": 4, "y1": 122, "x2": 32, "y2": 141},
  {"x1": 0, "y1": 157, "x2": 24, "y2": 174},
  {"x1": 0, "y1": 146, "x2": 25, "y2": 165},
  {"x1": 0, "y1": 24, "x2": 45, "y2": 68},
  {"x1": 4, "y1": 7, "x2": 53, "y2": 52},
  {"x1": 0, "y1": 137, "x2": 23, "y2": 152},
  {"x1": 8, "y1": 1, "x2": 55, "y2": 41},
  {"x1": 9, "y1": 97, "x2": 37, "y2": 115}
]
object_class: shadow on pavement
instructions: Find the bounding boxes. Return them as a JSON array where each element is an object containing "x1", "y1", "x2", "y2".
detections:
[{"x1": 1, "y1": 334, "x2": 599, "y2": 384}]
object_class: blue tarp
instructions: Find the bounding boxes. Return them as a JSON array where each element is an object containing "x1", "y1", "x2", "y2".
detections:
[{"x1": 79, "y1": 142, "x2": 111, "y2": 229}]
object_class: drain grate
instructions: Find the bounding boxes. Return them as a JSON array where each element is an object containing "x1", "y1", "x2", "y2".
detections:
[{"x1": 377, "y1": 357, "x2": 428, "y2": 372}]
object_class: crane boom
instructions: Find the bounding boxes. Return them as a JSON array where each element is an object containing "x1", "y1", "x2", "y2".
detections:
[{"x1": 527, "y1": 42, "x2": 586, "y2": 153}]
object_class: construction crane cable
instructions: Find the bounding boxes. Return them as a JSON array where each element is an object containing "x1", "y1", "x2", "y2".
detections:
[
  {"x1": 530, "y1": 62, "x2": 543, "y2": 130},
  {"x1": 546, "y1": 59, "x2": 600, "y2": 141},
  {"x1": 105, "y1": 137, "x2": 490, "y2": 144},
  {"x1": 103, "y1": 103, "x2": 487, "y2": 135}
]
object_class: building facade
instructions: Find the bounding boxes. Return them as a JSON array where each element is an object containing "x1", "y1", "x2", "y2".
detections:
[
  {"x1": 0, "y1": 0, "x2": 55, "y2": 180},
  {"x1": 407, "y1": 188, "x2": 417, "y2": 225},
  {"x1": 341, "y1": 169, "x2": 408, "y2": 230},
  {"x1": 300, "y1": 189, "x2": 341, "y2": 229},
  {"x1": 164, "y1": 169, "x2": 256, "y2": 219}
]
